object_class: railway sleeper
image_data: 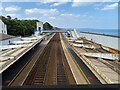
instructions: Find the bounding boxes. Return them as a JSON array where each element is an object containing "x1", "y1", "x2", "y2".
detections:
[
  {"x1": 36, "y1": 75, "x2": 44, "y2": 77},
  {"x1": 34, "y1": 79, "x2": 44, "y2": 82},
  {"x1": 57, "y1": 80, "x2": 67, "y2": 82},
  {"x1": 57, "y1": 79, "x2": 67, "y2": 82},
  {"x1": 57, "y1": 75, "x2": 66, "y2": 77},
  {"x1": 34, "y1": 83, "x2": 43, "y2": 85},
  {"x1": 34, "y1": 80, "x2": 44, "y2": 83},
  {"x1": 36, "y1": 72, "x2": 45, "y2": 74},
  {"x1": 34, "y1": 78, "x2": 44, "y2": 81},
  {"x1": 35, "y1": 77, "x2": 44, "y2": 79},
  {"x1": 57, "y1": 77, "x2": 66, "y2": 79},
  {"x1": 34, "y1": 82, "x2": 44, "y2": 84}
]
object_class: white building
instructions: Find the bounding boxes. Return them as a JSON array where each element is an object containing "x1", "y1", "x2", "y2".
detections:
[
  {"x1": 80, "y1": 32, "x2": 120, "y2": 52},
  {"x1": 36, "y1": 21, "x2": 43, "y2": 31},
  {"x1": 35, "y1": 21, "x2": 43, "y2": 36},
  {"x1": 0, "y1": 19, "x2": 7, "y2": 34},
  {"x1": 0, "y1": 19, "x2": 21, "y2": 45}
]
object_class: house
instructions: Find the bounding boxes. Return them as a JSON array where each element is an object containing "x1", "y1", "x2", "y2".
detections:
[
  {"x1": 0, "y1": 19, "x2": 7, "y2": 34},
  {"x1": 0, "y1": 19, "x2": 21, "y2": 45}
]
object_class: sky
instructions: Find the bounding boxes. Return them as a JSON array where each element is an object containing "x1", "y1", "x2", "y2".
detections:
[{"x1": 0, "y1": 0, "x2": 119, "y2": 29}]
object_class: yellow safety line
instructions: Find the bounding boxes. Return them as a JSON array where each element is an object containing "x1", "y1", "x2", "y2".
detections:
[
  {"x1": 60, "y1": 33, "x2": 90, "y2": 84},
  {"x1": 69, "y1": 51, "x2": 91, "y2": 84},
  {"x1": 62, "y1": 34, "x2": 91, "y2": 84}
]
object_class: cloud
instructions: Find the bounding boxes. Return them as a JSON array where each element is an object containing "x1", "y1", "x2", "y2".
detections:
[
  {"x1": 22, "y1": 17, "x2": 38, "y2": 20},
  {"x1": 60, "y1": 13, "x2": 80, "y2": 17},
  {"x1": 25, "y1": 8, "x2": 59, "y2": 16},
  {"x1": 50, "y1": 16, "x2": 56, "y2": 19},
  {"x1": 50, "y1": 0, "x2": 71, "y2": 7},
  {"x1": 71, "y1": 0, "x2": 119, "y2": 7},
  {"x1": 5, "y1": 6, "x2": 21, "y2": 12},
  {"x1": 41, "y1": 0, "x2": 119, "y2": 8},
  {"x1": 101, "y1": 3, "x2": 118, "y2": 10},
  {"x1": 50, "y1": 2, "x2": 65, "y2": 7},
  {"x1": 101, "y1": 0, "x2": 119, "y2": 2},
  {"x1": 6, "y1": 13, "x2": 17, "y2": 17},
  {"x1": 2, "y1": 0, "x2": 38, "y2": 2},
  {"x1": 71, "y1": 0, "x2": 107, "y2": 7},
  {"x1": 0, "y1": 7, "x2": 3, "y2": 11},
  {"x1": 40, "y1": 0, "x2": 59, "y2": 3},
  {"x1": 52, "y1": 2, "x2": 62, "y2": 6},
  {"x1": 40, "y1": 0, "x2": 71, "y2": 3},
  {"x1": 2, "y1": 0, "x2": 119, "y2": 2},
  {"x1": 72, "y1": 2, "x2": 94, "y2": 7},
  {"x1": 61, "y1": 13, "x2": 73, "y2": 16}
]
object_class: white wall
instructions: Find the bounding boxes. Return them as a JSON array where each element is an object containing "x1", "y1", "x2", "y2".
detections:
[
  {"x1": 36, "y1": 21, "x2": 43, "y2": 31},
  {"x1": 0, "y1": 19, "x2": 7, "y2": 34},
  {"x1": 0, "y1": 36, "x2": 21, "y2": 45},
  {"x1": 80, "y1": 32, "x2": 119, "y2": 50}
]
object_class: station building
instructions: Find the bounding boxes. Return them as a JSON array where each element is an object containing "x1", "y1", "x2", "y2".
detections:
[{"x1": 34, "y1": 21, "x2": 43, "y2": 36}]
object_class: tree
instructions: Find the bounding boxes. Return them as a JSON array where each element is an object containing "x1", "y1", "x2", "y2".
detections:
[
  {"x1": 0, "y1": 16, "x2": 39, "y2": 36},
  {"x1": 7, "y1": 15, "x2": 11, "y2": 20},
  {"x1": 43, "y1": 22, "x2": 53, "y2": 30},
  {"x1": 14, "y1": 18, "x2": 18, "y2": 20},
  {"x1": 0, "y1": 16, "x2": 54, "y2": 36}
]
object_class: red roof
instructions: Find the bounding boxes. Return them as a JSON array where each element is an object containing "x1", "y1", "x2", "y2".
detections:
[{"x1": 0, "y1": 33, "x2": 15, "y2": 40}]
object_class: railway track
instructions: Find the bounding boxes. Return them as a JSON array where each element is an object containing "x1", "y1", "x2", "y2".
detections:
[{"x1": 23, "y1": 33, "x2": 75, "y2": 85}]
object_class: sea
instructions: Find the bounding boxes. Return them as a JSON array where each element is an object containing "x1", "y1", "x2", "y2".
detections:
[{"x1": 75, "y1": 28, "x2": 119, "y2": 37}]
